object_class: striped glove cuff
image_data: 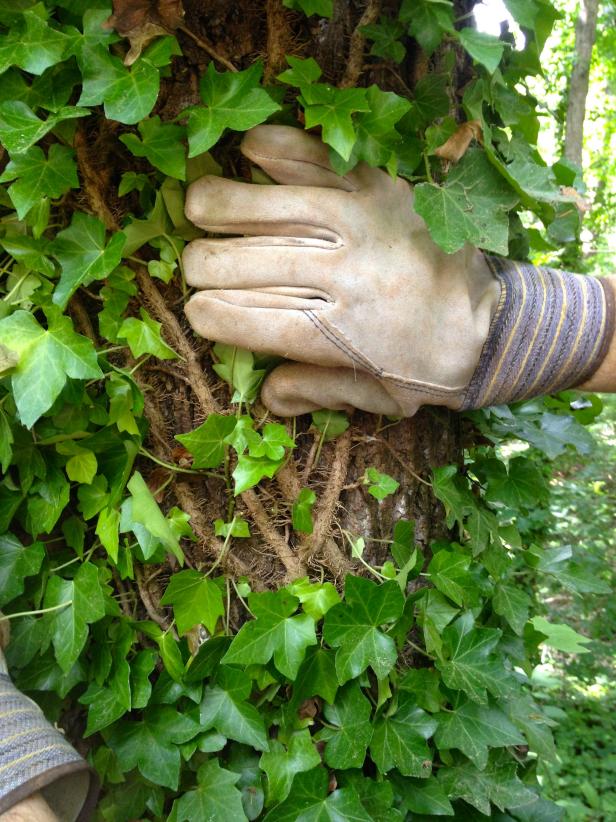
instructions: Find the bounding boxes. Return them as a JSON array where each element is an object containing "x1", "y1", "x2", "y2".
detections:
[
  {"x1": 0, "y1": 673, "x2": 96, "y2": 820},
  {"x1": 461, "y1": 256, "x2": 615, "y2": 409}
]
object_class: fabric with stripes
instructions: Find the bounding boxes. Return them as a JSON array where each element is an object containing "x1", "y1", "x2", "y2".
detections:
[
  {"x1": 0, "y1": 673, "x2": 88, "y2": 815},
  {"x1": 462, "y1": 256, "x2": 615, "y2": 409}
]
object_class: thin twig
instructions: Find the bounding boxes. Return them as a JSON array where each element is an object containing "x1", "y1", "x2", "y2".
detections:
[
  {"x1": 178, "y1": 24, "x2": 237, "y2": 72},
  {"x1": 135, "y1": 563, "x2": 170, "y2": 629}
]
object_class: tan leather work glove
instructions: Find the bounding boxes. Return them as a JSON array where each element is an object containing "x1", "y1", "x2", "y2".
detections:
[{"x1": 183, "y1": 125, "x2": 616, "y2": 416}]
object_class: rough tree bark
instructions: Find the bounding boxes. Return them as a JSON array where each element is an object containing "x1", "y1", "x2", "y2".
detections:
[
  {"x1": 564, "y1": 0, "x2": 600, "y2": 169},
  {"x1": 85, "y1": 0, "x2": 476, "y2": 616}
]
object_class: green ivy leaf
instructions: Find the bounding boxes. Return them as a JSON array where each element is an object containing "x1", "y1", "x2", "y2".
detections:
[
  {"x1": 0, "y1": 534, "x2": 45, "y2": 607},
  {"x1": 427, "y1": 549, "x2": 476, "y2": 607},
  {"x1": 186, "y1": 62, "x2": 280, "y2": 156},
  {"x1": 0, "y1": 231, "x2": 55, "y2": 277},
  {"x1": 530, "y1": 616, "x2": 591, "y2": 654},
  {"x1": 120, "y1": 116, "x2": 187, "y2": 180},
  {"x1": 232, "y1": 454, "x2": 283, "y2": 495},
  {"x1": 43, "y1": 562, "x2": 106, "y2": 672},
  {"x1": 291, "y1": 646, "x2": 339, "y2": 706},
  {"x1": 365, "y1": 467, "x2": 400, "y2": 500},
  {"x1": 260, "y1": 730, "x2": 321, "y2": 806},
  {"x1": 78, "y1": 48, "x2": 160, "y2": 124},
  {"x1": 458, "y1": 28, "x2": 506, "y2": 73},
  {"x1": 323, "y1": 576, "x2": 404, "y2": 684},
  {"x1": 0, "y1": 310, "x2": 102, "y2": 428},
  {"x1": 292, "y1": 488, "x2": 316, "y2": 534},
  {"x1": 277, "y1": 56, "x2": 322, "y2": 86},
  {"x1": 361, "y1": 17, "x2": 406, "y2": 63},
  {"x1": 118, "y1": 308, "x2": 178, "y2": 360},
  {"x1": 0, "y1": 8, "x2": 72, "y2": 75},
  {"x1": 435, "y1": 701, "x2": 524, "y2": 769},
  {"x1": 506, "y1": 694, "x2": 556, "y2": 762},
  {"x1": 214, "y1": 517, "x2": 251, "y2": 538},
  {"x1": 222, "y1": 589, "x2": 317, "y2": 679},
  {"x1": 282, "y1": 0, "x2": 333, "y2": 17},
  {"x1": 171, "y1": 760, "x2": 247, "y2": 822},
  {"x1": 395, "y1": 776, "x2": 454, "y2": 817},
  {"x1": 311, "y1": 409, "x2": 349, "y2": 441},
  {"x1": 317, "y1": 681, "x2": 373, "y2": 769},
  {"x1": 0, "y1": 144, "x2": 78, "y2": 219},
  {"x1": 213, "y1": 344, "x2": 267, "y2": 404},
  {"x1": 52, "y1": 212, "x2": 126, "y2": 309},
  {"x1": 0, "y1": 102, "x2": 89, "y2": 154},
  {"x1": 160, "y1": 570, "x2": 225, "y2": 635},
  {"x1": 0, "y1": 408, "x2": 13, "y2": 471},
  {"x1": 176, "y1": 414, "x2": 237, "y2": 469},
  {"x1": 107, "y1": 706, "x2": 200, "y2": 790},
  {"x1": 370, "y1": 694, "x2": 437, "y2": 777},
  {"x1": 431, "y1": 465, "x2": 475, "y2": 532},
  {"x1": 199, "y1": 666, "x2": 268, "y2": 750},
  {"x1": 64, "y1": 447, "x2": 98, "y2": 484},
  {"x1": 400, "y1": 0, "x2": 455, "y2": 56},
  {"x1": 437, "y1": 752, "x2": 535, "y2": 816},
  {"x1": 338, "y1": 85, "x2": 411, "y2": 174},
  {"x1": 26, "y1": 466, "x2": 70, "y2": 537},
  {"x1": 399, "y1": 668, "x2": 444, "y2": 714},
  {"x1": 299, "y1": 84, "x2": 369, "y2": 161},
  {"x1": 127, "y1": 471, "x2": 183, "y2": 563},
  {"x1": 408, "y1": 74, "x2": 450, "y2": 127},
  {"x1": 289, "y1": 578, "x2": 340, "y2": 621},
  {"x1": 437, "y1": 616, "x2": 515, "y2": 703},
  {"x1": 96, "y1": 507, "x2": 121, "y2": 563},
  {"x1": 414, "y1": 149, "x2": 519, "y2": 255},
  {"x1": 262, "y1": 767, "x2": 372, "y2": 822},
  {"x1": 485, "y1": 456, "x2": 548, "y2": 509},
  {"x1": 493, "y1": 583, "x2": 530, "y2": 635}
]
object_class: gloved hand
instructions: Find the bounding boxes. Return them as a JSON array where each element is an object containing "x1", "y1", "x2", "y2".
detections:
[{"x1": 183, "y1": 125, "x2": 616, "y2": 416}]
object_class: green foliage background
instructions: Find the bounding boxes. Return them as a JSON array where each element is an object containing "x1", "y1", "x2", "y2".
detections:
[{"x1": 0, "y1": 1, "x2": 613, "y2": 820}]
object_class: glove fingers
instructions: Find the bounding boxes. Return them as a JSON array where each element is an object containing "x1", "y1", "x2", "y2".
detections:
[
  {"x1": 241, "y1": 125, "x2": 361, "y2": 191},
  {"x1": 185, "y1": 175, "x2": 347, "y2": 242},
  {"x1": 185, "y1": 292, "x2": 345, "y2": 366},
  {"x1": 183, "y1": 237, "x2": 340, "y2": 294},
  {"x1": 261, "y1": 363, "x2": 404, "y2": 417}
]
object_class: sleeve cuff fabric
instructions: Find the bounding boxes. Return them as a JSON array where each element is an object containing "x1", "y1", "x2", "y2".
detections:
[
  {"x1": 461, "y1": 256, "x2": 616, "y2": 409},
  {"x1": 0, "y1": 674, "x2": 96, "y2": 821}
]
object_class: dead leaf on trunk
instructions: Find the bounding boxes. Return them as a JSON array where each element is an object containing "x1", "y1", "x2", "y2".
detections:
[
  {"x1": 434, "y1": 120, "x2": 482, "y2": 163},
  {"x1": 561, "y1": 186, "x2": 590, "y2": 213},
  {"x1": 106, "y1": 0, "x2": 185, "y2": 65}
]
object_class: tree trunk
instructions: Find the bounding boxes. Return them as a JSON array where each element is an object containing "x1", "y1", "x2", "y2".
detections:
[
  {"x1": 119, "y1": 0, "x2": 472, "y2": 603},
  {"x1": 564, "y1": 0, "x2": 600, "y2": 169}
]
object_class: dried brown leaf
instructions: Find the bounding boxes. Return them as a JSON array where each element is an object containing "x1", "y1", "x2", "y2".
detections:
[
  {"x1": 107, "y1": 0, "x2": 185, "y2": 65},
  {"x1": 561, "y1": 186, "x2": 590, "y2": 213},
  {"x1": 434, "y1": 120, "x2": 483, "y2": 163}
]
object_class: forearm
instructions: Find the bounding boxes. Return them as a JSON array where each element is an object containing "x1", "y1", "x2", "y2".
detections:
[
  {"x1": 0, "y1": 794, "x2": 59, "y2": 822},
  {"x1": 578, "y1": 276, "x2": 616, "y2": 392}
]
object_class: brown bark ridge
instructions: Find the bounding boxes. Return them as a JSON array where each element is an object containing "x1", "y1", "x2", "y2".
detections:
[
  {"x1": 564, "y1": 0, "x2": 600, "y2": 169},
  {"x1": 91, "y1": 0, "x2": 473, "y2": 595}
]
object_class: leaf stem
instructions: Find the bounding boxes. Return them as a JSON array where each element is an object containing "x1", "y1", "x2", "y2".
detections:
[
  {"x1": 206, "y1": 519, "x2": 235, "y2": 577},
  {"x1": 424, "y1": 153, "x2": 434, "y2": 184},
  {"x1": 0, "y1": 601, "x2": 73, "y2": 621},
  {"x1": 138, "y1": 447, "x2": 225, "y2": 479}
]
